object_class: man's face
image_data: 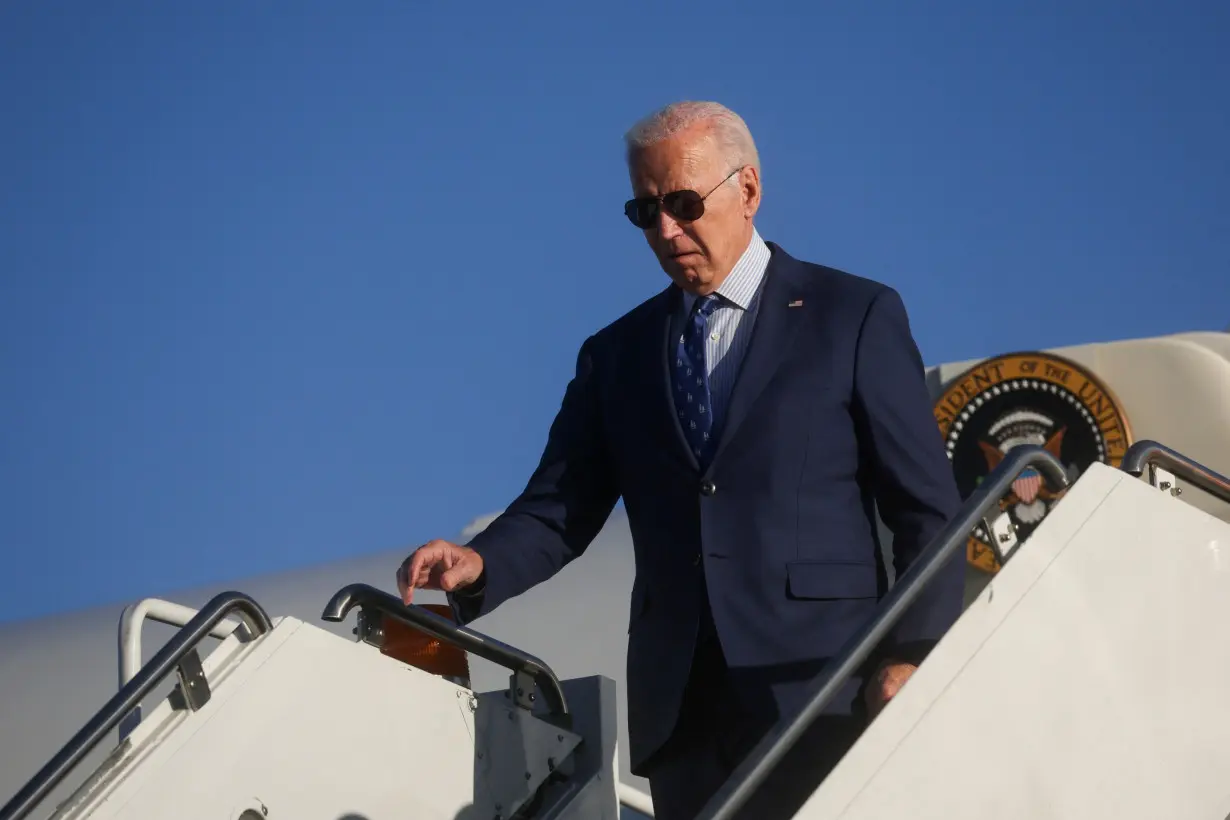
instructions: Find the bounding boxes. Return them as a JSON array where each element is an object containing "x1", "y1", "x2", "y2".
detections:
[{"x1": 627, "y1": 123, "x2": 761, "y2": 295}]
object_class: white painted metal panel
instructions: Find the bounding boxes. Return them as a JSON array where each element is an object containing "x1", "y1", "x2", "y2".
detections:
[
  {"x1": 57, "y1": 618, "x2": 497, "y2": 820},
  {"x1": 796, "y1": 462, "x2": 1230, "y2": 819}
]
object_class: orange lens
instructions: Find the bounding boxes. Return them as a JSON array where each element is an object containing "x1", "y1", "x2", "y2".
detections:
[{"x1": 379, "y1": 604, "x2": 471, "y2": 684}]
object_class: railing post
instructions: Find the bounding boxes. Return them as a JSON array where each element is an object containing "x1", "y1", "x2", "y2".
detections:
[
  {"x1": 1121, "y1": 440, "x2": 1230, "y2": 505},
  {"x1": 321, "y1": 583, "x2": 570, "y2": 723}
]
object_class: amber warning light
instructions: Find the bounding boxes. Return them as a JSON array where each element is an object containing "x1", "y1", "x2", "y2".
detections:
[{"x1": 379, "y1": 604, "x2": 472, "y2": 687}]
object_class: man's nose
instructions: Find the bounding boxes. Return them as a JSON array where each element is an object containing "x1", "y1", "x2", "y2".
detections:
[{"x1": 655, "y1": 208, "x2": 684, "y2": 239}]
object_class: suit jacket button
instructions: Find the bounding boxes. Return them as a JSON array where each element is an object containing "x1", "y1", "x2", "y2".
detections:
[
  {"x1": 693, "y1": 553, "x2": 701, "y2": 566},
  {"x1": 700, "y1": 480, "x2": 716, "y2": 496}
]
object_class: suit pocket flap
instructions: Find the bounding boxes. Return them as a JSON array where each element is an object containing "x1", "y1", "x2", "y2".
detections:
[{"x1": 786, "y1": 560, "x2": 878, "y2": 600}]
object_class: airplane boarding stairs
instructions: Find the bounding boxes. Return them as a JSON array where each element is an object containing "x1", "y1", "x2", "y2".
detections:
[{"x1": 2, "y1": 440, "x2": 1229, "y2": 820}]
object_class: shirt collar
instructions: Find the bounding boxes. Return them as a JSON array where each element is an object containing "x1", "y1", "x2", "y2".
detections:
[{"x1": 680, "y1": 227, "x2": 771, "y2": 314}]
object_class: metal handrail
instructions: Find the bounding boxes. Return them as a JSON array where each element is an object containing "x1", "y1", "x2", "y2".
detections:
[
  {"x1": 116, "y1": 598, "x2": 250, "y2": 740},
  {"x1": 696, "y1": 444, "x2": 1070, "y2": 820},
  {"x1": 119, "y1": 598, "x2": 247, "y2": 687},
  {"x1": 321, "y1": 583, "x2": 570, "y2": 720},
  {"x1": 1121, "y1": 439, "x2": 1230, "y2": 505},
  {"x1": 0, "y1": 591, "x2": 272, "y2": 820}
]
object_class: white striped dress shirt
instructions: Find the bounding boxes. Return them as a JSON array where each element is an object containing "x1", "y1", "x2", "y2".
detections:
[{"x1": 676, "y1": 228, "x2": 772, "y2": 437}]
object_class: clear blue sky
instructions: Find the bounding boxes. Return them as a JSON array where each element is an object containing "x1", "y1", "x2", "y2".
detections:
[{"x1": 2, "y1": 1, "x2": 1227, "y2": 624}]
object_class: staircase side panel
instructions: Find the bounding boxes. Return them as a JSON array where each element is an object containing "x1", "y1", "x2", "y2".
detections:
[
  {"x1": 62, "y1": 620, "x2": 485, "y2": 820},
  {"x1": 800, "y1": 463, "x2": 1230, "y2": 819}
]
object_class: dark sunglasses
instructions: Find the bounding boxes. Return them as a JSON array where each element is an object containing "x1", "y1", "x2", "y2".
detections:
[{"x1": 623, "y1": 167, "x2": 743, "y2": 230}]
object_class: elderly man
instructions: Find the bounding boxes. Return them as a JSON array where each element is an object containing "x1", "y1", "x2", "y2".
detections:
[{"x1": 397, "y1": 101, "x2": 965, "y2": 818}]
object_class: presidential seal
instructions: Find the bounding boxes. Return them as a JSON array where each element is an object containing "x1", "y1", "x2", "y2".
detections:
[{"x1": 934, "y1": 351, "x2": 1132, "y2": 573}]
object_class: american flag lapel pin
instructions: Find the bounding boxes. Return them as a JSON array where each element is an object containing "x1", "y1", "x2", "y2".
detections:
[{"x1": 788, "y1": 299, "x2": 804, "y2": 307}]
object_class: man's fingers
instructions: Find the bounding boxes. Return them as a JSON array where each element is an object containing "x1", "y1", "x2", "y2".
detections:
[
  {"x1": 399, "y1": 556, "x2": 418, "y2": 605},
  {"x1": 426, "y1": 549, "x2": 454, "y2": 587},
  {"x1": 439, "y1": 563, "x2": 470, "y2": 592},
  {"x1": 396, "y1": 560, "x2": 409, "y2": 603},
  {"x1": 398, "y1": 541, "x2": 467, "y2": 604},
  {"x1": 399, "y1": 545, "x2": 434, "y2": 604},
  {"x1": 408, "y1": 544, "x2": 440, "y2": 582},
  {"x1": 865, "y1": 660, "x2": 917, "y2": 719}
]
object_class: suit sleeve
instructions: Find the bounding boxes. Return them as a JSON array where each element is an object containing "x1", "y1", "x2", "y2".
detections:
[
  {"x1": 447, "y1": 334, "x2": 620, "y2": 625},
  {"x1": 851, "y1": 287, "x2": 965, "y2": 666}
]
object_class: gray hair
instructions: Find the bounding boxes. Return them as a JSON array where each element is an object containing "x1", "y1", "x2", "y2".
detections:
[{"x1": 624, "y1": 100, "x2": 761, "y2": 175}]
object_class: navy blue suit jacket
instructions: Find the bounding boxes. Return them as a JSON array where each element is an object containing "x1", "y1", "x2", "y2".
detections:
[{"x1": 449, "y1": 241, "x2": 964, "y2": 774}]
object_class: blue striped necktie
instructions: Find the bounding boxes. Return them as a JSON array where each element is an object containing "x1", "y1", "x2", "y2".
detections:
[{"x1": 674, "y1": 295, "x2": 721, "y2": 467}]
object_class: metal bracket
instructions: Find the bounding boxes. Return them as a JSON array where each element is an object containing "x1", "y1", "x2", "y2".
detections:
[
  {"x1": 983, "y1": 509, "x2": 1020, "y2": 565},
  {"x1": 473, "y1": 691, "x2": 584, "y2": 820},
  {"x1": 1148, "y1": 464, "x2": 1183, "y2": 497},
  {"x1": 354, "y1": 608, "x2": 385, "y2": 647},
  {"x1": 510, "y1": 670, "x2": 537, "y2": 711},
  {"x1": 175, "y1": 648, "x2": 211, "y2": 711}
]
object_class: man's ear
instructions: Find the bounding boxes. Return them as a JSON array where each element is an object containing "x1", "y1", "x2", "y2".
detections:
[{"x1": 741, "y1": 166, "x2": 762, "y2": 218}]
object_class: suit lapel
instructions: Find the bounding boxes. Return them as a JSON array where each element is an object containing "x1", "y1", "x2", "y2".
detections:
[{"x1": 707, "y1": 245, "x2": 806, "y2": 470}]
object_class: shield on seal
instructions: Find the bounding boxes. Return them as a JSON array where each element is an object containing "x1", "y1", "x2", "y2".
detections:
[{"x1": 1012, "y1": 467, "x2": 1043, "y2": 504}]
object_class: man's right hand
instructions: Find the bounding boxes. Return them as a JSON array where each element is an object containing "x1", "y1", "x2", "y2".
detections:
[{"x1": 395, "y1": 539, "x2": 485, "y2": 605}]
